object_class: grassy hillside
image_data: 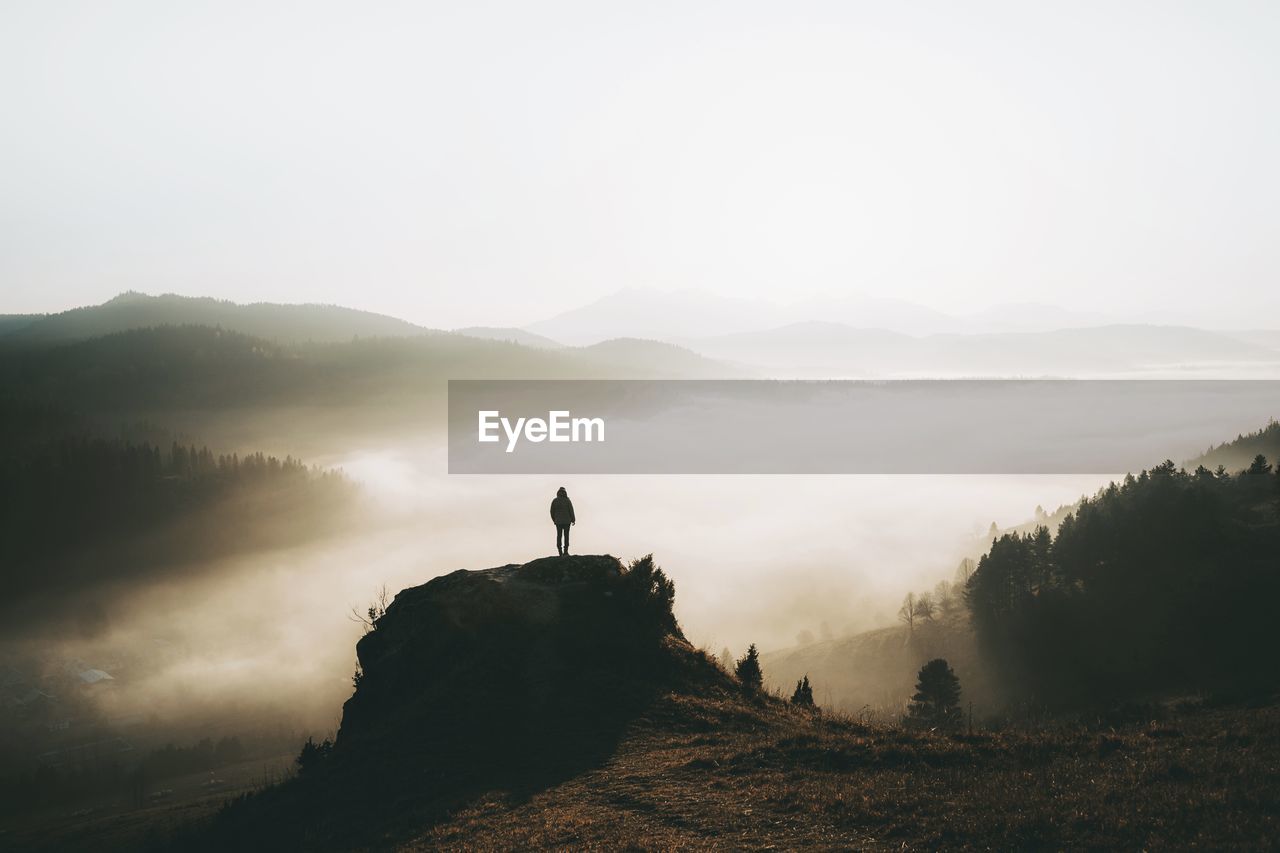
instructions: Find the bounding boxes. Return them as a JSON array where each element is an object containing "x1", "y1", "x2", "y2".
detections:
[
  {"x1": 15, "y1": 672, "x2": 1280, "y2": 849},
  {"x1": 762, "y1": 621, "x2": 991, "y2": 718},
  {"x1": 5, "y1": 551, "x2": 1279, "y2": 850},
  {"x1": 405, "y1": 698, "x2": 1280, "y2": 850}
]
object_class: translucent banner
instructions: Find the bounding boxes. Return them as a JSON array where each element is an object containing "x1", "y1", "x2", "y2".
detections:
[{"x1": 447, "y1": 380, "x2": 1280, "y2": 474}]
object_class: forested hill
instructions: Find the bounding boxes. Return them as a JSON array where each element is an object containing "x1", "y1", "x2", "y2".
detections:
[
  {"x1": 0, "y1": 323, "x2": 731, "y2": 414},
  {"x1": 0, "y1": 292, "x2": 427, "y2": 345},
  {"x1": 1189, "y1": 420, "x2": 1280, "y2": 472},
  {"x1": 966, "y1": 455, "x2": 1280, "y2": 706},
  {"x1": 0, "y1": 314, "x2": 41, "y2": 336},
  {"x1": 971, "y1": 419, "x2": 1280, "y2": 560},
  {"x1": 0, "y1": 434, "x2": 354, "y2": 638}
]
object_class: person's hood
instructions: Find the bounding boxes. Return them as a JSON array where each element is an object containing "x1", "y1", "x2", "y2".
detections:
[{"x1": 556, "y1": 487, "x2": 567, "y2": 497}]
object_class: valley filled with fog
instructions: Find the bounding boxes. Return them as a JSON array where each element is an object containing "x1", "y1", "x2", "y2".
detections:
[
  {"x1": 1, "y1": 293, "x2": 1277, "y2": 827},
  {"x1": 6, "y1": 2, "x2": 1279, "y2": 841},
  {"x1": 20, "y1": 432, "x2": 1118, "y2": 735}
]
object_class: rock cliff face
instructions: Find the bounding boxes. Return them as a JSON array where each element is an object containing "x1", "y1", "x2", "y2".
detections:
[
  {"x1": 175, "y1": 556, "x2": 742, "y2": 851},
  {"x1": 336, "y1": 554, "x2": 712, "y2": 769}
]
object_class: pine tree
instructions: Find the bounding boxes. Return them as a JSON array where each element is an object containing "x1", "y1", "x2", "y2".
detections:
[
  {"x1": 791, "y1": 675, "x2": 815, "y2": 707},
  {"x1": 907, "y1": 658, "x2": 961, "y2": 728},
  {"x1": 735, "y1": 644, "x2": 763, "y2": 689}
]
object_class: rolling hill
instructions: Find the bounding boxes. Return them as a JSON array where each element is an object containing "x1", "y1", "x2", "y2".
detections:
[
  {"x1": 527, "y1": 288, "x2": 778, "y2": 344},
  {"x1": 0, "y1": 324, "x2": 735, "y2": 416},
  {"x1": 451, "y1": 326, "x2": 564, "y2": 349},
  {"x1": 761, "y1": 620, "x2": 991, "y2": 717},
  {"x1": 683, "y1": 322, "x2": 1280, "y2": 377},
  {"x1": 676, "y1": 322, "x2": 914, "y2": 375},
  {"x1": 0, "y1": 292, "x2": 429, "y2": 345},
  {"x1": 525, "y1": 287, "x2": 1228, "y2": 344},
  {"x1": 526, "y1": 288, "x2": 961, "y2": 343},
  {"x1": 575, "y1": 337, "x2": 740, "y2": 377}
]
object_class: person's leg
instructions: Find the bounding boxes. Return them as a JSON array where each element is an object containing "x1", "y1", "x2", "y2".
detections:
[
  {"x1": 563, "y1": 524, "x2": 570, "y2": 555},
  {"x1": 556, "y1": 524, "x2": 566, "y2": 555}
]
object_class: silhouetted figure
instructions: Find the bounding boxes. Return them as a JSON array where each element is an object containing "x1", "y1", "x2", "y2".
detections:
[{"x1": 550, "y1": 486, "x2": 575, "y2": 555}]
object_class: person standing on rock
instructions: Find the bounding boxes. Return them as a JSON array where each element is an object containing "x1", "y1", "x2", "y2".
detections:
[{"x1": 550, "y1": 486, "x2": 576, "y2": 556}]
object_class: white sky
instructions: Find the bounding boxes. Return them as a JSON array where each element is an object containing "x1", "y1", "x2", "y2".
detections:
[{"x1": 2, "y1": 0, "x2": 1278, "y2": 328}]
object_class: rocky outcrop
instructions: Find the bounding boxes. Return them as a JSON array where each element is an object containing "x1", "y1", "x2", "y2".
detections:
[
  {"x1": 335, "y1": 554, "x2": 711, "y2": 767},
  {"x1": 180, "y1": 555, "x2": 733, "y2": 852}
]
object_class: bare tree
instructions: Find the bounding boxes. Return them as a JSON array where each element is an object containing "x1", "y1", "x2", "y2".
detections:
[
  {"x1": 349, "y1": 584, "x2": 390, "y2": 636},
  {"x1": 898, "y1": 592, "x2": 919, "y2": 634},
  {"x1": 934, "y1": 580, "x2": 959, "y2": 620},
  {"x1": 916, "y1": 591, "x2": 936, "y2": 622}
]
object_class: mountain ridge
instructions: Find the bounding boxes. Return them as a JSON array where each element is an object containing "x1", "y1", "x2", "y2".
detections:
[
  {"x1": 525, "y1": 287, "x2": 1217, "y2": 343},
  {"x1": 682, "y1": 321, "x2": 1280, "y2": 377},
  {"x1": 0, "y1": 291, "x2": 430, "y2": 345}
]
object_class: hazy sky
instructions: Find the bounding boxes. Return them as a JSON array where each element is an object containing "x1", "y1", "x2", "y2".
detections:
[{"x1": 3, "y1": 1, "x2": 1278, "y2": 328}]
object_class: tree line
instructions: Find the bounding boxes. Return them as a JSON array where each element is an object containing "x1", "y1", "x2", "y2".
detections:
[
  {"x1": 965, "y1": 455, "x2": 1280, "y2": 705},
  {"x1": 0, "y1": 435, "x2": 353, "y2": 631}
]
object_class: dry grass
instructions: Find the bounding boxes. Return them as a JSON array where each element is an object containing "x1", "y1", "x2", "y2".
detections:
[
  {"x1": 405, "y1": 694, "x2": 1280, "y2": 850},
  {"x1": 9, "y1": 694, "x2": 1277, "y2": 850},
  {"x1": 0, "y1": 752, "x2": 297, "y2": 853}
]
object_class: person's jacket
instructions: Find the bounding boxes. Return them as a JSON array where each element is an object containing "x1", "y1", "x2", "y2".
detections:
[{"x1": 550, "y1": 494, "x2": 575, "y2": 525}]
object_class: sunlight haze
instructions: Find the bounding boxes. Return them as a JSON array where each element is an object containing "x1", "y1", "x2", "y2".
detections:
[{"x1": 3, "y1": 1, "x2": 1278, "y2": 327}]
